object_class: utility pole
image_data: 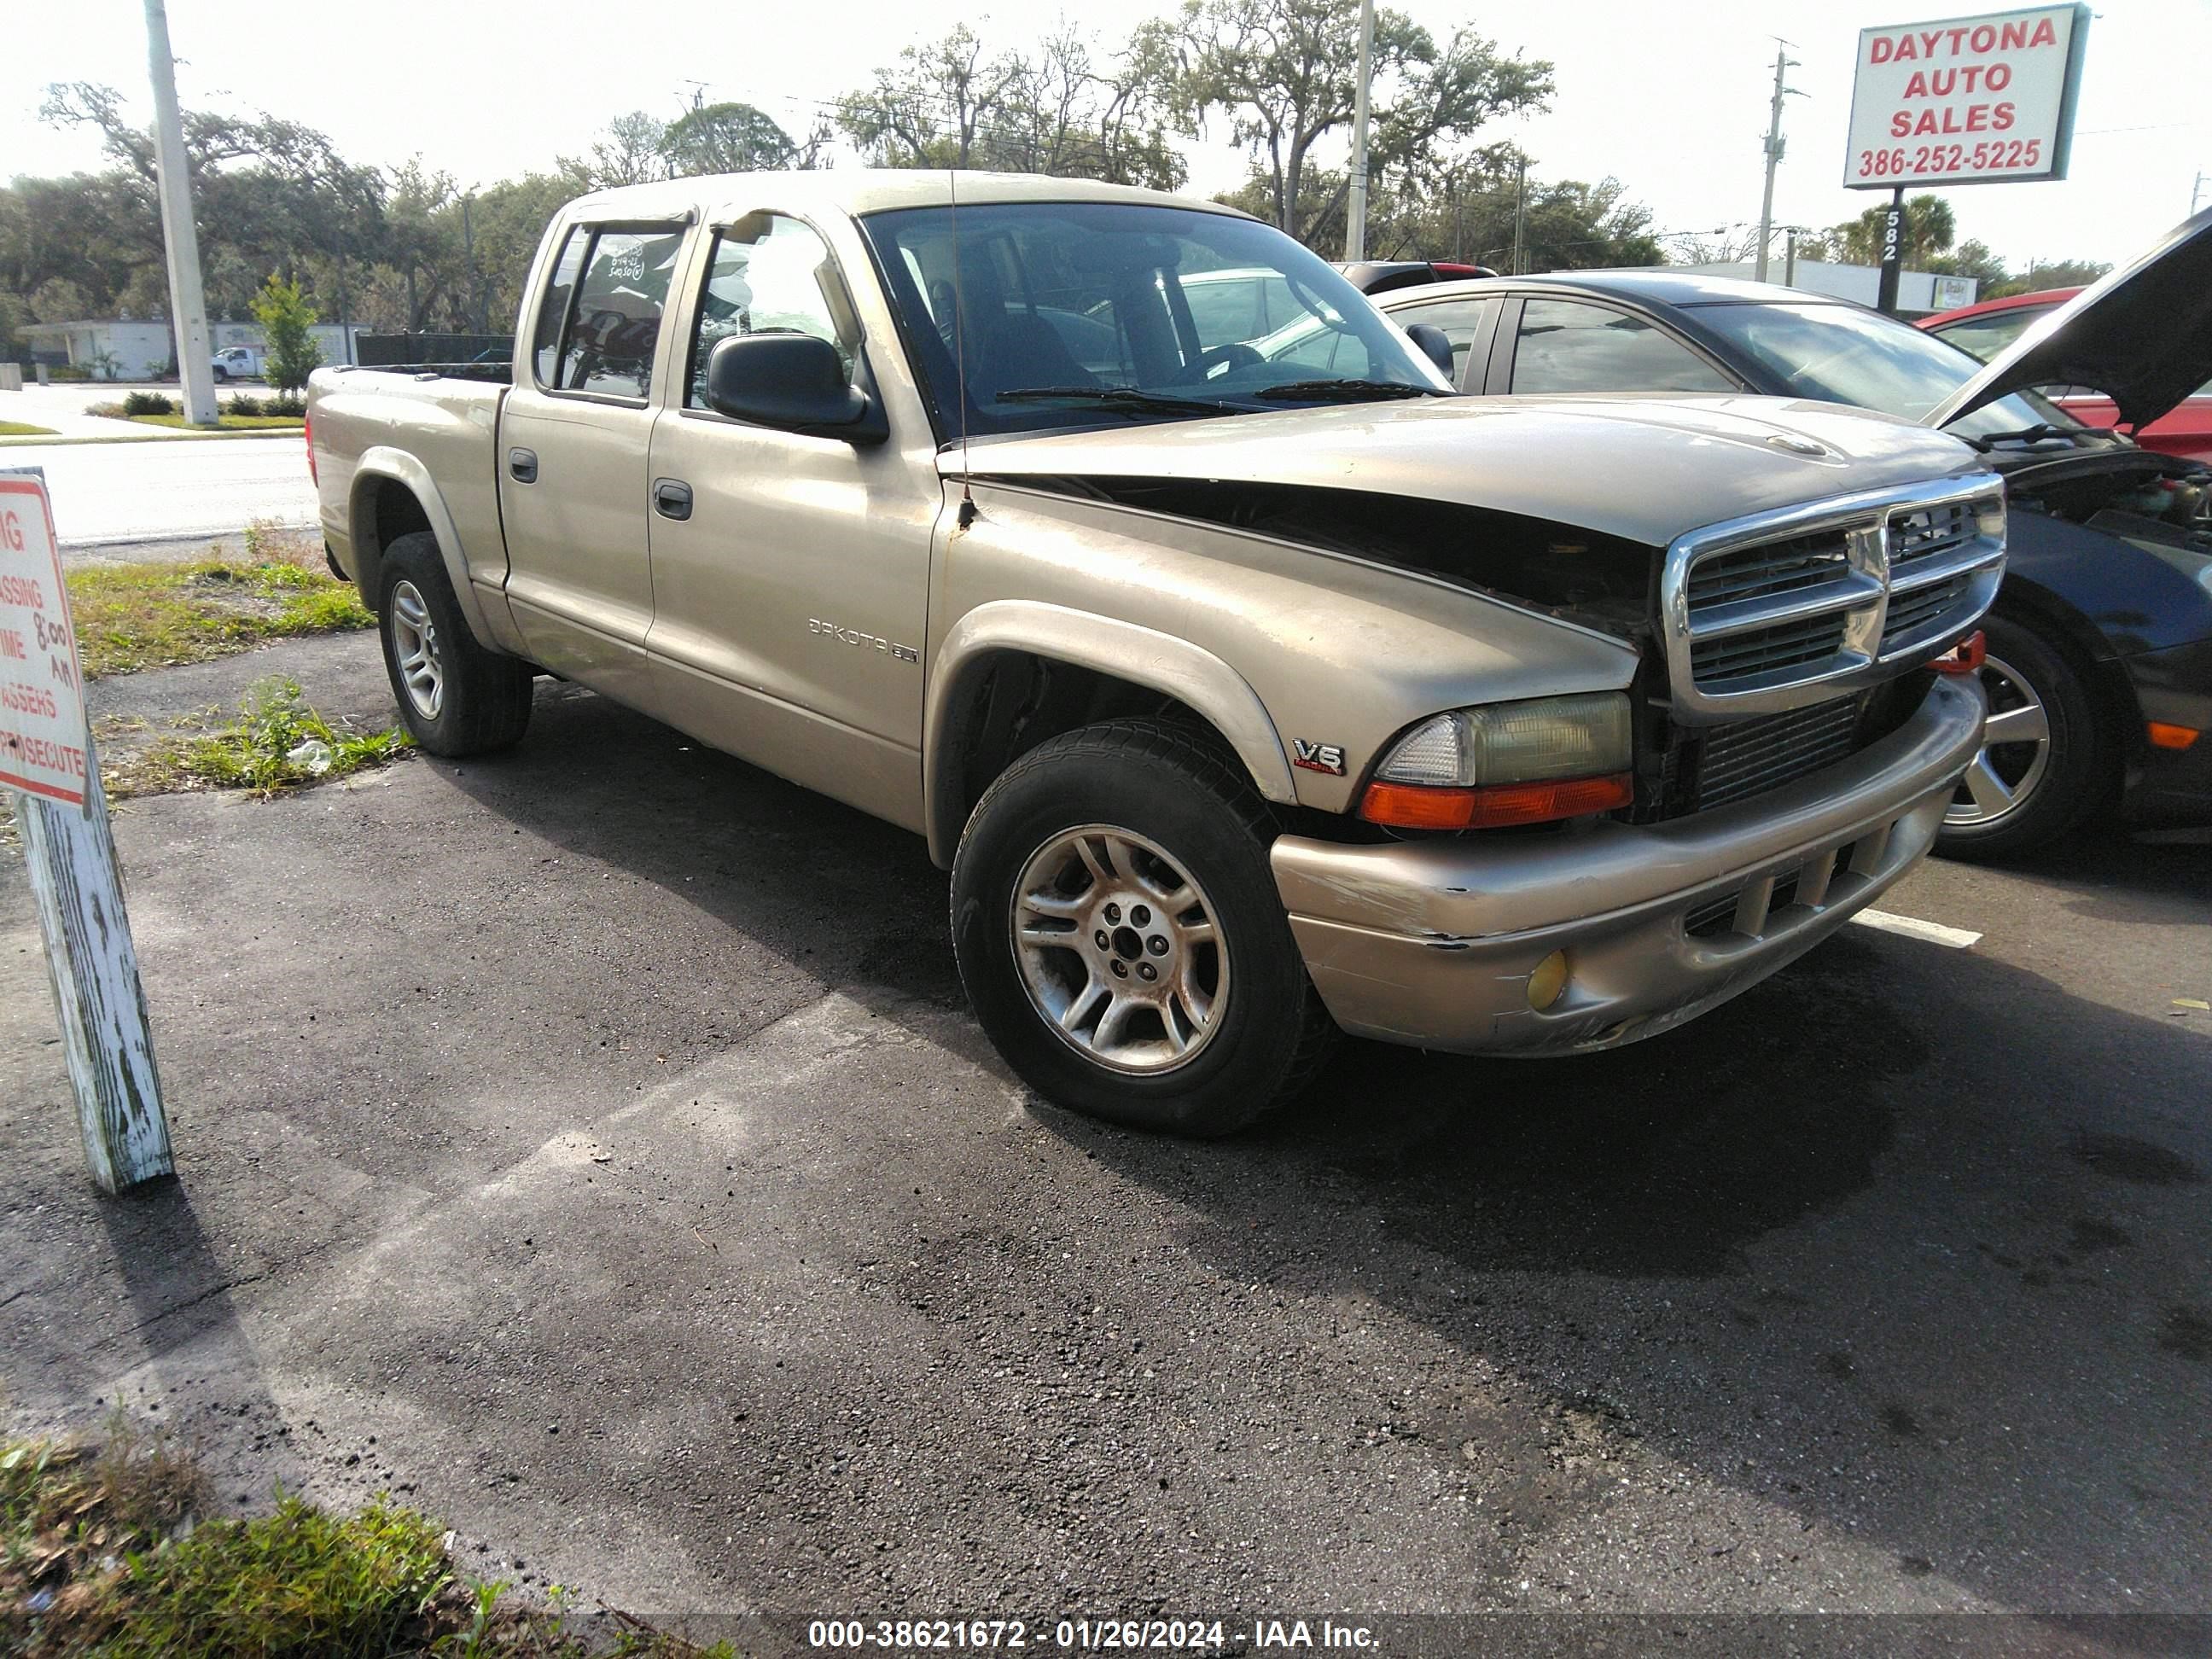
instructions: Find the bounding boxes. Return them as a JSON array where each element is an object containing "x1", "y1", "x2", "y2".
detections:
[
  {"x1": 1343, "y1": 0, "x2": 1377, "y2": 262},
  {"x1": 143, "y1": 0, "x2": 218, "y2": 427},
  {"x1": 1784, "y1": 227, "x2": 1799, "y2": 288},
  {"x1": 2195, "y1": 170, "x2": 2207, "y2": 216},
  {"x1": 1754, "y1": 40, "x2": 1802, "y2": 283},
  {"x1": 1511, "y1": 152, "x2": 1528, "y2": 275},
  {"x1": 463, "y1": 192, "x2": 485, "y2": 336}
]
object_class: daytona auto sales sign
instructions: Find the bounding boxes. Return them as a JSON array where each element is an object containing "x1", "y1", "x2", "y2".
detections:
[
  {"x1": 1844, "y1": 4, "x2": 2090, "y2": 190},
  {"x1": 0, "y1": 474, "x2": 90, "y2": 809}
]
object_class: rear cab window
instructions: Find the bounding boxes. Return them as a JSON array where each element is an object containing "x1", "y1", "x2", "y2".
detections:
[{"x1": 529, "y1": 223, "x2": 689, "y2": 401}]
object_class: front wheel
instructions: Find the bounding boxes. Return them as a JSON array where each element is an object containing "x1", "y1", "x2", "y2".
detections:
[
  {"x1": 211, "y1": 366, "x2": 229, "y2": 382},
  {"x1": 376, "y1": 531, "x2": 534, "y2": 756},
  {"x1": 951, "y1": 719, "x2": 1335, "y2": 1136},
  {"x1": 1937, "y1": 613, "x2": 2108, "y2": 860}
]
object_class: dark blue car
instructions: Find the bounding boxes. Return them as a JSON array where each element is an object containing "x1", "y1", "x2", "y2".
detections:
[{"x1": 1372, "y1": 221, "x2": 2212, "y2": 859}]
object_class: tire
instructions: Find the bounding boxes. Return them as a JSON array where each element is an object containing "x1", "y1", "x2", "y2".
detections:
[
  {"x1": 375, "y1": 531, "x2": 534, "y2": 756},
  {"x1": 212, "y1": 366, "x2": 228, "y2": 382},
  {"x1": 951, "y1": 718, "x2": 1336, "y2": 1137},
  {"x1": 1936, "y1": 611, "x2": 2109, "y2": 860}
]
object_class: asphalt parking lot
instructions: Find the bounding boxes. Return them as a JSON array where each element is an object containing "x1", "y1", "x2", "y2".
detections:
[{"x1": 3, "y1": 637, "x2": 2208, "y2": 1646}]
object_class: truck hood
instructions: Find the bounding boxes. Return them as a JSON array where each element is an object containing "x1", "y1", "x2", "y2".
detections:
[
  {"x1": 1927, "y1": 205, "x2": 2212, "y2": 434},
  {"x1": 948, "y1": 393, "x2": 1988, "y2": 549}
]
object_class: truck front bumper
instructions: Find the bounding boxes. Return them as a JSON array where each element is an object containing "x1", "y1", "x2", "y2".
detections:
[{"x1": 1270, "y1": 673, "x2": 1987, "y2": 1056}]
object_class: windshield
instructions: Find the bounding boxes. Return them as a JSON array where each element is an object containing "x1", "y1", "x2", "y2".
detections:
[
  {"x1": 1694, "y1": 300, "x2": 2075, "y2": 442},
  {"x1": 859, "y1": 201, "x2": 1448, "y2": 439}
]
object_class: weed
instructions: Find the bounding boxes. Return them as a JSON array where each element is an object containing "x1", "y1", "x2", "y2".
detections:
[
  {"x1": 128, "y1": 675, "x2": 411, "y2": 798},
  {"x1": 65, "y1": 554, "x2": 371, "y2": 678},
  {"x1": 3, "y1": 1422, "x2": 736, "y2": 1657}
]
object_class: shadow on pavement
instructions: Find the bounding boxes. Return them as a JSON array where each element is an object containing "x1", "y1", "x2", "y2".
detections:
[{"x1": 411, "y1": 685, "x2": 2212, "y2": 1610}]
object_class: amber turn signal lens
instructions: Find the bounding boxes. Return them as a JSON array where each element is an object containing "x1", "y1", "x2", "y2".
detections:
[
  {"x1": 2146, "y1": 721, "x2": 2201, "y2": 750},
  {"x1": 1359, "y1": 771, "x2": 1635, "y2": 830},
  {"x1": 1930, "y1": 631, "x2": 1986, "y2": 674}
]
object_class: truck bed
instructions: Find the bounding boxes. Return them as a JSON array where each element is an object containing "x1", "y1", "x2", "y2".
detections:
[{"x1": 306, "y1": 364, "x2": 509, "y2": 601}]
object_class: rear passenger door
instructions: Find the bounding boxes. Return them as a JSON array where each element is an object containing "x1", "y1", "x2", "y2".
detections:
[{"x1": 498, "y1": 219, "x2": 690, "y2": 706}]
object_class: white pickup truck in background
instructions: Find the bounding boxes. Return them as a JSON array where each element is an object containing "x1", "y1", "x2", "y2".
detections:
[{"x1": 211, "y1": 345, "x2": 264, "y2": 382}]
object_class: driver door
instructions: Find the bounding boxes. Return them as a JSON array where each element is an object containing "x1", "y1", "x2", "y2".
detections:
[{"x1": 642, "y1": 209, "x2": 939, "y2": 826}]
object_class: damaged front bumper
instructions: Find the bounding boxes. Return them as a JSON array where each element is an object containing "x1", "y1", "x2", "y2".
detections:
[{"x1": 1270, "y1": 672, "x2": 1988, "y2": 1055}]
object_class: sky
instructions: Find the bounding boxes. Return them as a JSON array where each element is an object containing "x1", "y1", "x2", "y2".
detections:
[{"x1": 3, "y1": 0, "x2": 2205, "y2": 275}]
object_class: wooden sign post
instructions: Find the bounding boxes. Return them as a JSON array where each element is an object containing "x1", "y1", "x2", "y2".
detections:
[{"x1": 1, "y1": 469, "x2": 172, "y2": 1192}]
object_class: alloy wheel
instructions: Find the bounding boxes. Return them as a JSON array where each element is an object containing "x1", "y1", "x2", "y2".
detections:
[
  {"x1": 1947, "y1": 652, "x2": 2052, "y2": 828},
  {"x1": 389, "y1": 579, "x2": 445, "y2": 721},
  {"x1": 1009, "y1": 825, "x2": 1229, "y2": 1074}
]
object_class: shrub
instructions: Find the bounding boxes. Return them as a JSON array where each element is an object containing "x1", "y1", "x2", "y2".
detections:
[
  {"x1": 225, "y1": 392, "x2": 265, "y2": 416},
  {"x1": 249, "y1": 275, "x2": 323, "y2": 393},
  {"x1": 122, "y1": 391, "x2": 176, "y2": 416},
  {"x1": 49, "y1": 364, "x2": 90, "y2": 381},
  {"x1": 264, "y1": 393, "x2": 306, "y2": 417}
]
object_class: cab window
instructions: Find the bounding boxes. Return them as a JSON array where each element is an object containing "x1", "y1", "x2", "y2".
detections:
[
  {"x1": 687, "y1": 214, "x2": 851, "y2": 410},
  {"x1": 540, "y1": 225, "x2": 686, "y2": 399},
  {"x1": 1511, "y1": 299, "x2": 1734, "y2": 395}
]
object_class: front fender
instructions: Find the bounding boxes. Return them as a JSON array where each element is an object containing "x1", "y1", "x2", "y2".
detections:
[{"x1": 923, "y1": 599, "x2": 1297, "y2": 865}]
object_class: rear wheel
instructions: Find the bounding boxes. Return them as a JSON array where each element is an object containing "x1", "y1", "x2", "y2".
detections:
[
  {"x1": 1938, "y1": 613, "x2": 2107, "y2": 859},
  {"x1": 375, "y1": 531, "x2": 533, "y2": 756},
  {"x1": 951, "y1": 719, "x2": 1335, "y2": 1136}
]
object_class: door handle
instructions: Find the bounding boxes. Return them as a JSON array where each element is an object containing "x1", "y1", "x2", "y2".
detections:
[
  {"x1": 653, "y1": 478, "x2": 694, "y2": 521},
  {"x1": 507, "y1": 447, "x2": 538, "y2": 484}
]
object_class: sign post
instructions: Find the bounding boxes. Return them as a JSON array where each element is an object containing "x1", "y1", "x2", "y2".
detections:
[
  {"x1": 1843, "y1": 5, "x2": 2093, "y2": 312},
  {"x1": 1877, "y1": 187, "x2": 1906, "y2": 314},
  {"x1": 1, "y1": 470, "x2": 172, "y2": 1193}
]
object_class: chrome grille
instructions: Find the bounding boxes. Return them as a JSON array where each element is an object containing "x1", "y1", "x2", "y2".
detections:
[
  {"x1": 1881, "y1": 573, "x2": 1972, "y2": 652},
  {"x1": 1662, "y1": 476, "x2": 2006, "y2": 721},
  {"x1": 1693, "y1": 696, "x2": 1863, "y2": 810},
  {"x1": 1691, "y1": 614, "x2": 1849, "y2": 683},
  {"x1": 1890, "y1": 501, "x2": 1974, "y2": 566},
  {"x1": 1685, "y1": 531, "x2": 1852, "y2": 608}
]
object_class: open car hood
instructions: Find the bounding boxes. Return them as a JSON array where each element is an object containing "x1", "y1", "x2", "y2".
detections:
[{"x1": 1928, "y1": 206, "x2": 2212, "y2": 434}]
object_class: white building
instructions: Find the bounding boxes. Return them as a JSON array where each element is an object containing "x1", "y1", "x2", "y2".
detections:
[
  {"x1": 1662, "y1": 261, "x2": 1977, "y2": 316},
  {"x1": 18, "y1": 317, "x2": 368, "y2": 380}
]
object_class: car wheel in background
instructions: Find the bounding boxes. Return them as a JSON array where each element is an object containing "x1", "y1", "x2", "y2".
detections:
[
  {"x1": 951, "y1": 719, "x2": 1336, "y2": 1136},
  {"x1": 1937, "y1": 613, "x2": 2108, "y2": 860},
  {"x1": 375, "y1": 531, "x2": 534, "y2": 757}
]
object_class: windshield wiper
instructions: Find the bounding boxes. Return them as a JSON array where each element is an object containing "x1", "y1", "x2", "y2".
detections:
[
  {"x1": 995, "y1": 386, "x2": 1239, "y2": 417},
  {"x1": 1253, "y1": 379, "x2": 1450, "y2": 403},
  {"x1": 1961, "y1": 422, "x2": 2107, "y2": 451}
]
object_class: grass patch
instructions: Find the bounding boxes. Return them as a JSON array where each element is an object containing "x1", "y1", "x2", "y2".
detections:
[
  {"x1": 117, "y1": 676, "x2": 411, "y2": 799},
  {"x1": 0, "y1": 421, "x2": 57, "y2": 437},
  {"x1": 65, "y1": 536, "x2": 372, "y2": 678},
  {"x1": 121, "y1": 412, "x2": 304, "y2": 431},
  {"x1": 2, "y1": 1421, "x2": 729, "y2": 1656}
]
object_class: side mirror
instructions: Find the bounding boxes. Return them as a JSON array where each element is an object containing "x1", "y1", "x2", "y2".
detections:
[
  {"x1": 1403, "y1": 323, "x2": 1458, "y2": 381},
  {"x1": 704, "y1": 332, "x2": 885, "y2": 443}
]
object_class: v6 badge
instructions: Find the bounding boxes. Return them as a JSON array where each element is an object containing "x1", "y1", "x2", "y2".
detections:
[{"x1": 1292, "y1": 739, "x2": 1346, "y2": 776}]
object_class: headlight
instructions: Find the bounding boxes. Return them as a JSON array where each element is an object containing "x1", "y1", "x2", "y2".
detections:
[{"x1": 1362, "y1": 692, "x2": 1634, "y2": 830}]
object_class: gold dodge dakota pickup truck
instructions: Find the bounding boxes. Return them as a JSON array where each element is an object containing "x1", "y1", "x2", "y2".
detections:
[{"x1": 308, "y1": 171, "x2": 2003, "y2": 1134}]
